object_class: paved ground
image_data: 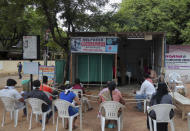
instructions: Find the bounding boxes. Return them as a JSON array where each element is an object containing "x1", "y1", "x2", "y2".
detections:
[{"x1": 0, "y1": 74, "x2": 189, "y2": 131}]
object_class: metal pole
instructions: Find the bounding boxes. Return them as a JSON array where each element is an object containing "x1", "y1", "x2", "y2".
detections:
[
  {"x1": 30, "y1": 60, "x2": 33, "y2": 90},
  {"x1": 88, "y1": 55, "x2": 89, "y2": 87},
  {"x1": 152, "y1": 40, "x2": 155, "y2": 70},
  {"x1": 101, "y1": 54, "x2": 102, "y2": 87},
  {"x1": 70, "y1": 53, "x2": 73, "y2": 85},
  {"x1": 115, "y1": 54, "x2": 118, "y2": 85},
  {"x1": 44, "y1": 29, "x2": 50, "y2": 66}
]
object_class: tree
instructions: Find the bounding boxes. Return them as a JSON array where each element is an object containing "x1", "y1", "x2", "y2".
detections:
[
  {"x1": 27, "y1": 0, "x2": 109, "y2": 81},
  {"x1": 0, "y1": 0, "x2": 28, "y2": 50},
  {"x1": 99, "y1": 0, "x2": 190, "y2": 45}
]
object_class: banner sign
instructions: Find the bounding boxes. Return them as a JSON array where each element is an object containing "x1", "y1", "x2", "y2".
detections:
[
  {"x1": 39, "y1": 66, "x2": 55, "y2": 84},
  {"x1": 71, "y1": 37, "x2": 118, "y2": 53},
  {"x1": 165, "y1": 45, "x2": 190, "y2": 70}
]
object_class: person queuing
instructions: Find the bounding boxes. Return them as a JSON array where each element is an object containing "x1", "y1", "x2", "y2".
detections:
[
  {"x1": 147, "y1": 82, "x2": 174, "y2": 131},
  {"x1": 26, "y1": 80, "x2": 52, "y2": 123},
  {"x1": 72, "y1": 78, "x2": 93, "y2": 111},
  {"x1": 0, "y1": 79, "x2": 26, "y2": 115},
  {"x1": 135, "y1": 73, "x2": 155, "y2": 111},
  {"x1": 98, "y1": 81, "x2": 125, "y2": 128},
  {"x1": 40, "y1": 76, "x2": 53, "y2": 100},
  {"x1": 59, "y1": 84, "x2": 81, "y2": 129}
]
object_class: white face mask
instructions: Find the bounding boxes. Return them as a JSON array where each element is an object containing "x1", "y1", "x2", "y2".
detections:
[
  {"x1": 33, "y1": 87, "x2": 37, "y2": 90},
  {"x1": 65, "y1": 89, "x2": 71, "y2": 94},
  {"x1": 6, "y1": 86, "x2": 15, "y2": 89}
]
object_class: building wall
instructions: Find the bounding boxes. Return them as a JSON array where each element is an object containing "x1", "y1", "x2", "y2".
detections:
[{"x1": 0, "y1": 60, "x2": 55, "y2": 75}]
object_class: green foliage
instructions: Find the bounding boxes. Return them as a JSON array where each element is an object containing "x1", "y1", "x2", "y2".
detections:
[
  {"x1": 95, "y1": 0, "x2": 190, "y2": 45},
  {"x1": 0, "y1": 0, "x2": 28, "y2": 49}
]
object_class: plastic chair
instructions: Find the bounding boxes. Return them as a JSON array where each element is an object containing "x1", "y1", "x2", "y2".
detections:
[
  {"x1": 168, "y1": 72, "x2": 186, "y2": 95},
  {"x1": 126, "y1": 72, "x2": 132, "y2": 84},
  {"x1": 99, "y1": 101, "x2": 125, "y2": 131},
  {"x1": 27, "y1": 98, "x2": 52, "y2": 131},
  {"x1": 147, "y1": 104, "x2": 176, "y2": 131},
  {"x1": 54, "y1": 99, "x2": 79, "y2": 131},
  {"x1": 169, "y1": 72, "x2": 182, "y2": 84},
  {"x1": 0, "y1": 96, "x2": 25, "y2": 127},
  {"x1": 187, "y1": 112, "x2": 190, "y2": 131},
  {"x1": 143, "y1": 94, "x2": 152, "y2": 114},
  {"x1": 71, "y1": 89, "x2": 85, "y2": 111}
]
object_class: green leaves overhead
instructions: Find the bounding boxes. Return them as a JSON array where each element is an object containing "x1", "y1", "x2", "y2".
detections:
[
  {"x1": 0, "y1": 0, "x2": 28, "y2": 49},
  {"x1": 114, "y1": 0, "x2": 190, "y2": 44}
]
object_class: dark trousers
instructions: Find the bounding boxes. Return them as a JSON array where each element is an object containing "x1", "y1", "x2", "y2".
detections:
[
  {"x1": 42, "y1": 105, "x2": 52, "y2": 120},
  {"x1": 18, "y1": 71, "x2": 22, "y2": 79},
  {"x1": 147, "y1": 114, "x2": 168, "y2": 131}
]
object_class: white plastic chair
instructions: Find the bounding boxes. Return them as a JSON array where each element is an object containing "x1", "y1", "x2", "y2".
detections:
[
  {"x1": 147, "y1": 104, "x2": 176, "y2": 131},
  {"x1": 27, "y1": 98, "x2": 52, "y2": 131},
  {"x1": 99, "y1": 101, "x2": 125, "y2": 131},
  {"x1": 168, "y1": 72, "x2": 186, "y2": 95},
  {"x1": 187, "y1": 112, "x2": 190, "y2": 131},
  {"x1": 54, "y1": 99, "x2": 79, "y2": 131},
  {"x1": 143, "y1": 94, "x2": 152, "y2": 114},
  {"x1": 126, "y1": 71, "x2": 132, "y2": 84},
  {"x1": 71, "y1": 89, "x2": 85, "y2": 111},
  {"x1": 0, "y1": 96, "x2": 25, "y2": 127},
  {"x1": 169, "y1": 72, "x2": 182, "y2": 84}
]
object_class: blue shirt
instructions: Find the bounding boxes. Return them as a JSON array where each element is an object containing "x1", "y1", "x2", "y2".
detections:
[{"x1": 59, "y1": 91, "x2": 76, "y2": 103}]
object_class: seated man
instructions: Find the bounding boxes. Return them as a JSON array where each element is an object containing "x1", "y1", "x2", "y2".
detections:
[
  {"x1": 0, "y1": 79, "x2": 26, "y2": 115},
  {"x1": 40, "y1": 76, "x2": 53, "y2": 99},
  {"x1": 135, "y1": 73, "x2": 155, "y2": 111},
  {"x1": 72, "y1": 78, "x2": 93, "y2": 111},
  {"x1": 27, "y1": 80, "x2": 52, "y2": 123}
]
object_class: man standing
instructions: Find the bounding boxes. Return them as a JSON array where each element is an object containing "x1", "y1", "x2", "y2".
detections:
[
  {"x1": 17, "y1": 62, "x2": 22, "y2": 79},
  {"x1": 135, "y1": 73, "x2": 156, "y2": 111}
]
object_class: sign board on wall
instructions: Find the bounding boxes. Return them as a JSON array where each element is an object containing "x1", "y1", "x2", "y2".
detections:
[
  {"x1": 23, "y1": 62, "x2": 39, "y2": 74},
  {"x1": 165, "y1": 45, "x2": 190, "y2": 83},
  {"x1": 0, "y1": 61, "x2": 3, "y2": 70},
  {"x1": 39, "y1": 66, "x2": 55, "y2": 84},
  {"x1": 165, "y1": 45, "x2": 190, "y2": 70},
  {"x1": 71, "y1": 37, "x2": 118, "y2": 54},
  {"x1": 23, "y1": 36, "x2": 40, "y2": 59}
]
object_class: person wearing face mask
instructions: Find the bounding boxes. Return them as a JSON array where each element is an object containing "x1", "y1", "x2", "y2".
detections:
[{"x1": 59, "y1": 84, "x2": 81, "y2": 129}]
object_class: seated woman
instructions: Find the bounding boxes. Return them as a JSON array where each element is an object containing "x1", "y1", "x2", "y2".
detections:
[
  {"x1": 98, "y1": 81, "x2": 125, "y2": 128},
  {"x1": 147, "y1": 82, "x2": 174, "y2": 131},
  {"x1": 59, "y1": 85, "x2": 81, "y2": 129},
  {"x1": 72, "y1": 78, "x2": 93, "y2": 111}
]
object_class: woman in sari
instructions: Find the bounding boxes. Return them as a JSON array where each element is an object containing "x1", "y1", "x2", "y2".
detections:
[{"x1": 98, "y1": 81, "x2": 125, "y2": 128}]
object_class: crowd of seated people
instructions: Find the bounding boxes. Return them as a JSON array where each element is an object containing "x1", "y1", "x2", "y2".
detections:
[{"x1": 0, "y1": 73, "x2": 175, "y2": 131}]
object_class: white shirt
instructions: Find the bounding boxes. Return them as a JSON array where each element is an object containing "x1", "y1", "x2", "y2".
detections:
[
  {"x1": 0, "y1": 86, "x2": 24, "y2": 109},
  {"x1": 138, "y1": 80, "x2": 155, "y2": 95}
]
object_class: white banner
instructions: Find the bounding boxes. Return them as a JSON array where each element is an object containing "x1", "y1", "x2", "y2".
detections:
[
  {"x1": 23, "y1": 62, "x2": 39, "y2": 74},
  {"x1": 165, "y1": 45, "x2": 190, "y2": 83},
  {"x1": 71, "y1": 37, "x2": 118, "y2": 53},
  {"x1": 165, "y1": 45, "x2": 190, "y2": 70}
]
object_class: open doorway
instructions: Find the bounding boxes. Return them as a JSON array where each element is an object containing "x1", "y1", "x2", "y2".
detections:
[{"x1": 118, "y1": 37, "x2": 163, "y2": 86}]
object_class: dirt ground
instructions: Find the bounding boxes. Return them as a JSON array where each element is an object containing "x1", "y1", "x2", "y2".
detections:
[{"x1": 0, "y1": 74, "x2": 190, "y2": 131}]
